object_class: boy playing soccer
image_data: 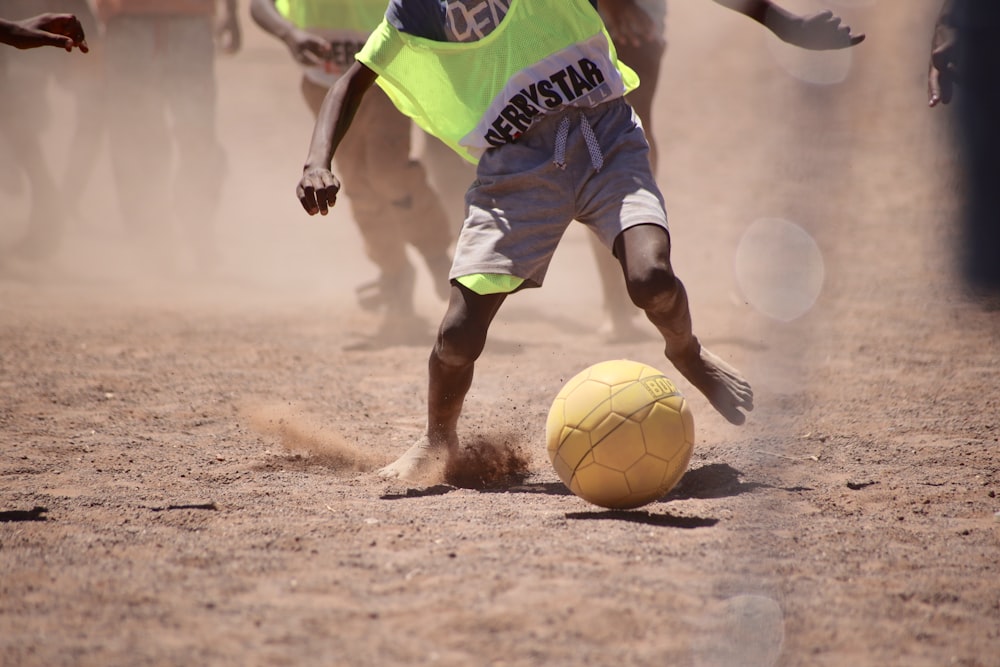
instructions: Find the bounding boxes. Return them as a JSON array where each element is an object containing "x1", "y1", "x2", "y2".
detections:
[{"x1": 297, "y1": 0, "x2": 863, "y2": 484}]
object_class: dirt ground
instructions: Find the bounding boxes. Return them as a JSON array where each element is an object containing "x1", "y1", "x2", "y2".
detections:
[{"x1": 1, "y1": 2, "x2": 998, "y2": 666}]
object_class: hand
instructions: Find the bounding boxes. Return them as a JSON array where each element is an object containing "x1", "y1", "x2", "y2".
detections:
[
  {"x1": 215, "y1": 12, "x2": 242, "y2": 54},
  {"x1": 600, "y1": 0, "x2": 656, "y2": 48},
  {"x1": 775, "y1": 10, "x2": 865, "y2": 51},
  {"x1": 285, "y1": 28, "x2": 332, "y2": 67},
  {"x1": 6, "y1": 13, "x2": 89, "y2": 52},
  {"x1": 297, "y1": 167, "x2": 340, "y2": 216},
  {"x1": 928, "y1": 20, "x2": 959, "y2": 107}
]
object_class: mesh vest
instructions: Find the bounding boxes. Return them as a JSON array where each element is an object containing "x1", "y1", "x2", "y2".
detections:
[
  {"x1": 276, "y1": 0, "x2": 387, "y2": 86},
  {"x1": 357, "y1": 0, "x2": 639, "y2": 164}
]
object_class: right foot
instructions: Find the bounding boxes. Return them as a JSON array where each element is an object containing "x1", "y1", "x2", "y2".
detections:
[
  {"x1": 355, "y1": 264, "x2": 417, "y2": 312},
  {"x1": 667, "y1": 343, "x2": 754, "y2": 425},
  {"x1": 345, "y1": 312, "x2": 432, "y2": 350},
  {"x1": 377, "y1": 433, "x2": 458, "y2": 486}
]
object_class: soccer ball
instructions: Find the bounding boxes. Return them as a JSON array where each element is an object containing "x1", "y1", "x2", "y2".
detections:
[{"x1": 546, "y1": 359, "x2": 695, "y2": 509}]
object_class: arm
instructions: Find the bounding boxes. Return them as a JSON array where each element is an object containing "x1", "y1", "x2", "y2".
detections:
[
  {"x1": 712, "y1": 0, "x2": 864, "y2": 50},
  {"x1": 0, "y1": 13, "x2": 88, "y2": 51},
  {"x1": 928, "y1": 0, "x2": 959, "y2": 107},
  {"x1": 297, "y1": 60, "x2": 378, "y2": 215},
  {"x1": 249, "y1": 0, "x2": 331, "y2": 66},
  {"x1": 600, "y1": 0, "x2": 657, "y2": 48},
  {"x1": 216, "y1": 0, "x2": 242, "y2": 54}
]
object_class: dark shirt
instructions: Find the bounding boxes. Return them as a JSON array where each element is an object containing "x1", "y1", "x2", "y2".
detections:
[{"x1": 386, "y1": 0, "x2": 598, "y2": 42}]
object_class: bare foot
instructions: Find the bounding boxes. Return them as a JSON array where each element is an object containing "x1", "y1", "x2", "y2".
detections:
[
  {"x1": 666, "y1": 343, "x2": 754, "y2": 425},
  {"x1": 377, "y1": 433, "x2": 458, "y2": 485}
]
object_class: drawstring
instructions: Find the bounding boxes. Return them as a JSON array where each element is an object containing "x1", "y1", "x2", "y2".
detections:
[
  {"x1": 553, "y1": 116, "x2": 570, "y2": 170},
  {"x1": 580, "y1": 115, "x2": 604, "y2": 172},
  {"x1": 553, "y1": 112, "x2": 604, "y2": 172}
]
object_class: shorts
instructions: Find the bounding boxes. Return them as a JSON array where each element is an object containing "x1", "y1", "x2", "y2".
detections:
[{"x1": 451, "y1": 97, "x2": 668, "y2": 288}]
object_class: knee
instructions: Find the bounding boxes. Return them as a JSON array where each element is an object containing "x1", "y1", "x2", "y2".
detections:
[
  {"x1": 435, "y1": 313, "x2": 487, "y2": 368},
  {"x1": 625, "y1": 263, "x2": 680, "y2": 311}
]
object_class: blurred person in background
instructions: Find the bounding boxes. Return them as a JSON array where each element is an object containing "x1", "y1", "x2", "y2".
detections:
[
  {"x1": 94, "y1": 0, "x2": 240, "y2": 275},
  {"x1": 251, "y1": 0, "x2": 454, "y2": 345},
  {"x1": 594, "y1": 0, "x2": 867, "y2": 339},
  {"x1": 0, "y1": 1, "x2": 99, "y2": 264},
  {"x1": 928, "y1": 0, "x2": 1000, "y2": 294},
  {"x1": 591, "y1": 0, "x2": 667, "y2": 342}
]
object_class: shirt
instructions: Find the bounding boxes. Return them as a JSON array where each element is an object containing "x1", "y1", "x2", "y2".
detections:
[{"x1": 386, "y1": 0, "x2": 598, "y2": 43}]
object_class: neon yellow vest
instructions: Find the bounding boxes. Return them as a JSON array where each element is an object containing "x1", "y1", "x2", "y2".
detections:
[
  {"x1": 357, "y1": 0, "x2": 639, "y2": 164},
  {"x1": 275, "y1": 0, "x2": 387, "y2": 85}
]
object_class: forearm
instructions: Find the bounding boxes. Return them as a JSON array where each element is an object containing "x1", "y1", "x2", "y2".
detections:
[
  {"x1": 0, "y1": 18, "x2": 22, "y2": 46},
  {"x1": 0, "y1": 18, "x2": 50, "y2": 48},
  {"x1": 711, "y1": 0, "x2": 797, "y2": 36},
  {"x1": 303, "y1": 62, "x2": 376, "y2": 170},
  {"x1": 249, "y1": 0, "x2": 292, "y2": 40},
  {"x1": 935, "y1": 0, "x2": 957, "y2": 26}
]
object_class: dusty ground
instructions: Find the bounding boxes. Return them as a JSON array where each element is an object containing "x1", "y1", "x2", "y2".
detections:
[{"x1": 1, "y1": 2, "x2": 998, "y2": 666}]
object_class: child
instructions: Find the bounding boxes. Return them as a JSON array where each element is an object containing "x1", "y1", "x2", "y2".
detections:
[
  {"x1": 297, "y1": 0, "x2": 863, "y2": 484},
  {"x1": 927, "y1": 0, "x2": 1000, "y2": 290},
  {"x1": 95, "y1": 0, "x2": 240, "y2": 275},
  {"x1": 251, "y1": 0, "x2": 456, "y2": 344}
]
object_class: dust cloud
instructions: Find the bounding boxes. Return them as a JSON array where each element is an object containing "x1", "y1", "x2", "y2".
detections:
[
  {"x1": 245, "y1": 402, "x2": 379, "y2": 471},
  {"x1": 0, "y1": 2, "x2": 458, "y2": 317},
  {"x1": 446, "y1": 432, "x2": 535, "y2": 490}
]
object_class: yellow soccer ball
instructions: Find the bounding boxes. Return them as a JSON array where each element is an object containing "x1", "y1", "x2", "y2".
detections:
[{"x1": 546, "y1": 359, "x2": 695, "y2": 509}]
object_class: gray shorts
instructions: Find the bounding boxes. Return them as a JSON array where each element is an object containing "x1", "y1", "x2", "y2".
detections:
[{"x1": 451, "y1": 97, "x2": 669, "y2": 288}]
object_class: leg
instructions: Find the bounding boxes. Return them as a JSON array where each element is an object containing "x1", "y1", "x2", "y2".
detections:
[
  {"x1": 56, "y1": 0, "x2": 105, "y2": 223},
  {"x1": 614, "y1": 35, "x2": 666, "y2": 174},
  {"x1": 104, "y1": 16, "x2": 175, "y2": 270},
  {"x1": 2, "y1": 59, "x2": 65, "y2": 259},
  {"x1": 591, "y1": 31, "x2": 665, "y2": 341},
  {"x1": 588, "y1": 231, "x2": 648, "y2": 342},
  {"x1": 361, "y1": 91, "x2": 454, "y2": 302},
  {"x1": 378, "y1": 283, "x2": 507, "y2": 484},
  {"x1": 418, "y1": 131, "x2": 476, "y2": 231},
  {"x1": 7, "y1": 131, "x2": 64, "y2": 259},
  {"x1": 303, "y1": 78, "x2": 428, "y2": 339},
  {"x1": 166, "y1": 15, "x2": 225, "y2": 273},
  {"x1": 616, "y1": 224, "x2": 754, "y2": 425}
]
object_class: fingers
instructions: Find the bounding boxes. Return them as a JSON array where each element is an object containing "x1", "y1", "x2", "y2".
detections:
[
  {"x1": 928, "y1": 67, "x2": 942, "y2": 107},
  {"x1": 929, "y1": 69, "x2": 954, "y2": 107},
  {"x1": 297, "y1": 42, "x2": 330, "y2": 67},
  {"x1": 292, "y1": 33, "x2": 332, "y2": 67},
  {"x1": 822, "y1": 15, "x2": 862, "y2": 49},
  {"x1": 38, "y1": 14, "x2": 88, "y2": 51},
  {"x1": 297, "y1": 170, "x2": 340, "y2": 216},
  {"x1": 797, "y1": 11, "x2": 864, "y2": 50},
  {"x1": 601, "y1": 0, "x2": 656, "y2": 48},
  {"x1": 929, "y1": 44, "x2": 959, "y2": 107}
]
